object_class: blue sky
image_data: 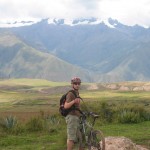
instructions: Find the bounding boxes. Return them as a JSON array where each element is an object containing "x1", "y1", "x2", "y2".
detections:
[{"x1": 0, "y1": 0, "x2": 150, "y2": 27}]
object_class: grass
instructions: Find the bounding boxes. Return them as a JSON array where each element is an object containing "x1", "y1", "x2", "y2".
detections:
[
  {"x1": 0, "y1": 120, "x2": 149, "y2": 150},
  {"x1": 99, "y1": 121, "x2": 150, "y2": 147},
  {"x1": 0, "y1": 132, "x2": 67, "y2": 150},
  {"x1": 0, "y1": 78, "x2": 69, "y2": 87},
  {"x1": 80, "y1": 90, "x2": 150, "y2": 100},
  {"x1": 0, "y1": 78, "x2": 150, "y2": 149}
]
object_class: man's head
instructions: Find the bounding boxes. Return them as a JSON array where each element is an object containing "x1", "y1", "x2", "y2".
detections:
[{"x1": 71, "y1": 77, "x2": 81, "y2": 90}]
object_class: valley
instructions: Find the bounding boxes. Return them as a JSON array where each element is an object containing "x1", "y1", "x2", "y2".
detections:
[{"x1": 0, "y1": 79, "x2": 150, "y2": 149}]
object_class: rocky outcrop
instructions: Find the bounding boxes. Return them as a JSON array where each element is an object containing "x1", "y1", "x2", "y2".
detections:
[
  {"x1": 105, "y1": 137, "x2": 149, "y2": 150},
  {"x1": 104, "y1": 82, "x2": 150, "y2": 91}
]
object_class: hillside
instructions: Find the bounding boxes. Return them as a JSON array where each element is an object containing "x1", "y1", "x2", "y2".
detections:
[
  {"x1": 0, "y1": 18, "x2": 150, "y2": 82},
  {"x1": 0, "y1": 31, "x2": 92, "y2": 82}
]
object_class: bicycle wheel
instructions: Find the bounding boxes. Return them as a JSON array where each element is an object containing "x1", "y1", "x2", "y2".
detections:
[
  {"x1": 77, "y1": 128, "x2": 85, "y2": 149},
  {"x1": 88, "y1": 130, "x2": 105, "y2": 150}
]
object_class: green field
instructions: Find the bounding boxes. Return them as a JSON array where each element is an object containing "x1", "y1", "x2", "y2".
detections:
[{"x1": 0, "y1": 78, "x2": 150, "y2": 149}]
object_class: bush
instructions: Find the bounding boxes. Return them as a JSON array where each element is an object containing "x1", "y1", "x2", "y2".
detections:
[
  {"x1": 10, "y1": 123, "x2": 25, "y2": 135},
  {"x1": 46, "y1": 115, "x2": 60, "y2": 125},
  {"x1": 45, "y1": 115, "x2": 61, "y2": 133},
  {"x1": 81, "y1": 101, "x2": 114, "y2": 123},
  {"x1": 26, "y1": 117, "x2": 44, "y2": 132},
  {"x1": 117, "y1": 105, "x2": 149, "y2": 123},
  {"x1": 99, "y1": 102, "x2": 114, "y2": 123},
  {"x1": 0, "y1": 116, "x2": 17, "y2": 129},
  {"x1": 118, "y1": 109, "x2": 142, "y2": 123},
  {"x1": 143, "y1": 111, "x2": 150, "y2": 121}
]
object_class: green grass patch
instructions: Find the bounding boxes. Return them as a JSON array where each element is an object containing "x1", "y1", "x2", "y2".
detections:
[
  {"x1": 100, "y1": 121, "x2": 150, "y2": 147},
  {"x1": 0, "y1": 78, "x2": 69, "y2": 87},
  {"x1": 0, "y1": 133, "x2": 66, "y2": 150}
]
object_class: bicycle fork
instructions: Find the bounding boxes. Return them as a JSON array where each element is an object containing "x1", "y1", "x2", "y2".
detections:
[{"x1": 81, "y1": 123, "x2": 86, "y2": 141}]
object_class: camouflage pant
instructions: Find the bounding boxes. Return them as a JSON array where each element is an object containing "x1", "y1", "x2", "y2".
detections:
[{"x1": 65, "y1": 114, "x2": 80, "y2": 142}]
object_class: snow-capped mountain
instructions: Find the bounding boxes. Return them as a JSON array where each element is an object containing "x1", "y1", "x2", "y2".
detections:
[
  {"x1": 0, "y1": 17, "x2": 150, "y2": 82},
  {"x1": 47, "y1": 18, "x2": 115, "y2": 28},
  {"x1": 0, "y1": 20, "x2": 39, "y2": 28},
  {"x1": 0, "y1": 17, "x2": 149, "y2": 28}
]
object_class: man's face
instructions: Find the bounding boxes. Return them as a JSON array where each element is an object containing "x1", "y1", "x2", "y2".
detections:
[{"x1": 73, "y1": 82, "x2": 81, "y2": 90}]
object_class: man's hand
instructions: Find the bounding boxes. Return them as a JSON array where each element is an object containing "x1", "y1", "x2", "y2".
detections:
[{"x1": 74, "y1": 98, "x2": 80, "y2": 104}]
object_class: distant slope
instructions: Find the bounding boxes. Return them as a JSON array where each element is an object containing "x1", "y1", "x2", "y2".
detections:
[
  {"x1": 107, "y1": 43, "x2": 150, "y2": 81},
  {"x1": 1, "y1": 18, "x2": 150, "y2": 82},
  {"x1": 0, "y1": 31, "x2": 93, "y2": 82},
  {"x1": 10, "y1": 18, "x2": 150, "y2": 82}
]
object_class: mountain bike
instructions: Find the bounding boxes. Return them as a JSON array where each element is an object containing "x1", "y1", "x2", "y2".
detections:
[{"x1": 77, "y1": 111, "x2": 105, "y2": 150}]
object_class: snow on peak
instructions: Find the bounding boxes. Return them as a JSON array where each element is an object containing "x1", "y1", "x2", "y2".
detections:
[
  {"x1": 0, "y1": 18, "x2": 148, "y2": 28},
  {"x1": 103, "y1": 19, "x2": 115, "y2": 28},
  {"x1": 47, "y1": 18, "x2": 116, "y2": 28},
  {"x1": 0, "y1": 19, "x2": 40, "y2": 28}
]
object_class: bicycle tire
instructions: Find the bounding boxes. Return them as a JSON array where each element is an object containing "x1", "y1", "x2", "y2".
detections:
[
  {"x1": 76, "y1": 128, "x2": 85, "y2": 149},
  {"x1": 88, "y1": 130, "x2": 105, "y2": 150}
]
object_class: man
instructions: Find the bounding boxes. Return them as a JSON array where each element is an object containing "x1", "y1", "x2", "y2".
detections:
[{"x1": 64, "y1": 77, "x2": 83, "y2": 150}]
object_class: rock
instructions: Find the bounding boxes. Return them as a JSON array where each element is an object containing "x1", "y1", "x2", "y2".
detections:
[
  {"x1": 87, "y1": 84, "x2": 99, "y2": 90},
  {"x1": 106, "y1": 84, "x2": 119, "y2": 90},
  {"x1": 133, "y1": 86, "x2": 144, "y2": 91},
  {"x1": 143, "y1": 85, "x2": 150, "y2": 91},
  {"x1": 136, "y1": 145, "x2": 149, "y2": 150},
  {"x1": 119, "y1": 86, "x2": 130, "y2": 91},
  {"x1": 105, "y1": 136, "x2": 149, "y2": 150}
]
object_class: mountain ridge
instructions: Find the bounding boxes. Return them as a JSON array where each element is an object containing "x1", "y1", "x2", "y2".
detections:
[
  {"x1": 0, "y1": 31, "x2": 93, "y2": 82},
  {"x1": 0, "y1": 18, "x2": 150, "y2": 82},
  {"x1": 1, "y1": 17, "x2": 149, "y2": 28}
]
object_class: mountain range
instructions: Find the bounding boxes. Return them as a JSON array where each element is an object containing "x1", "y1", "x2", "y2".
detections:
[{"x1": 0, "y1": 18, "x2": 150, "y2": 82}]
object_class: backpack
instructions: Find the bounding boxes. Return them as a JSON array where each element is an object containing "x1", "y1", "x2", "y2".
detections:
[{"x1": 59, "y1": 90, "x2": 77, "y2": 117}]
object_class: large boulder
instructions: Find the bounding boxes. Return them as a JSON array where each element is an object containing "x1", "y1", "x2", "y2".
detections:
[{"x1": 105, "y1": 136, "x2": 148, "y2": 150}]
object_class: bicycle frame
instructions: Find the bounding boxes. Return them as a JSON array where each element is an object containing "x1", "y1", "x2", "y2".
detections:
[
  {"x1": 78, "y1": 111, "x2": 105, "y2": 150},
  {"x1": 80, "y1": 112, "x2": 98, "y2": 143}
]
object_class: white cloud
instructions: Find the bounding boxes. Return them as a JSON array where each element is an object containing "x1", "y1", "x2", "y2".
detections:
[
  {"x1": 99, "y1": 0, "x2": 150, "y2": 27},
  {"x1": 0, "y1": 0, "x2": 150, "y2": 26}
]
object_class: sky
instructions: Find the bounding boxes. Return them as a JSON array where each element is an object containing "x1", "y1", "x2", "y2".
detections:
[{"x1": 0, "y1": 0, "x2": 150, "y2": 27}]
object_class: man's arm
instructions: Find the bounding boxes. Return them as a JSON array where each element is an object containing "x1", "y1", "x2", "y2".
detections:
[
  {"x1": 64, "y1": 98, "x2": 80, "y2": 109},
  {"x1": 64, "y1": 92, "x2": 80, "y2": 109}
]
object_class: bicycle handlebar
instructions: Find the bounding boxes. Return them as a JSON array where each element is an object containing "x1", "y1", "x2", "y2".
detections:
[
  {"x1": 80, "y1": 111, "x2": 99, "y2": 127},
  {"x1": 81, "y1": 111, "x2": 100, "y2": 119}
]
